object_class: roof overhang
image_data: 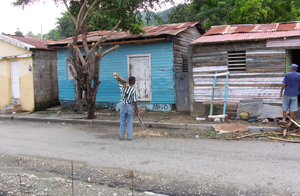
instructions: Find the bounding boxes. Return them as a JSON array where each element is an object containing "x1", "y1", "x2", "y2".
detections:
[
  {"x1": 192, "y1": 30, "x2": 300, "y2": 45},
  {"x1": 0, "y1": 54, "x2": 32, "y2": 60},
  {"x1": 48, "y1": 37, "x2": 168, "y2": 49},
  {"x1": 0, "y1": 34, "x2": 35, "y2": 50},
  {"x1": 47, "y1": 22, "x2": 202, "y2": 49}
]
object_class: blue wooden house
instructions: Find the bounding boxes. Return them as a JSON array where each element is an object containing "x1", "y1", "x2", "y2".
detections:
[{"x1": 48, "y1": 22, "x2": 203, "y2": 111}]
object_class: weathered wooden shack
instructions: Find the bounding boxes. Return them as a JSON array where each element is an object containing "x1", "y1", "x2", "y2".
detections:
[
  {"x1": 48, "y1": 22, "x2": 203, "y2": 111},
  {"x1": 189, "y1": 22, "x2": 300, "y2": 115}
]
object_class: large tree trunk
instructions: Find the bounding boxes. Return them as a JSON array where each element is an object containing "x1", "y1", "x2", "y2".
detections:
[
  {"x1": 64, "y1": 1, "x2": 121, "y2": 119},
  {"x1": 87, "y1": 101, "x2": 95, "y2": 119}
]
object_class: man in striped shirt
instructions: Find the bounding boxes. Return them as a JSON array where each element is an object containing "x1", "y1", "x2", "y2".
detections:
[{"x1": 118, "y1": 76, "x2": 138, "y2": 140}]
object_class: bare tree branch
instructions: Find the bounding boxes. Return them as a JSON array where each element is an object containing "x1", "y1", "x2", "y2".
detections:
[
  {"x1": 62, "y1": 0, "x2": 76, "y2": 24},
  {"x1": 74, "y1": 46, "x2": 86, "y2": 66},
  {"x1": 100, "y1": 45, "x2": 120, "y2": 59},
  {"x1": 97, "y1": 45, "x2": 103, "y2": 58},
  {"x1": 77, "y1": 0, "x2": 89, "y2": 29},
  {"x1": 81, "y1": 0, "x2": 102, "y2": 26},
  {"x1": 69, "y1": 65, "x2": 77, "y2": 80},
  {"x1": 95, "y1": 20, "x2": 121, "y2": 46},
  {"x1": 85, "y1": 4, "x2": 116, "y2": 21}
]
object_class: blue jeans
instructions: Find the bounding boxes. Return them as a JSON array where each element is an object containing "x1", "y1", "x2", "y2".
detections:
[{"x1": 119, "y1": 103, "x2": 133, "y2": 139}]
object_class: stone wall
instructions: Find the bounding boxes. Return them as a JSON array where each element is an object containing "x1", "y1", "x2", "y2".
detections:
[{"x1": 32, "y1": 50, "x2": 59, "y2": 110}]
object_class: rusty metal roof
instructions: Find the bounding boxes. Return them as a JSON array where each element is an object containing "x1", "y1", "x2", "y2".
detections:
[
  {"x1": 234, "y1": 25, "x2": 256, "y2": 33},
  {"x1": 3, "y1": 34, "x2": 53, "y2": 49},
  {"x1": 192, "y1": 21, "x2": 300, "y2": 44},
  {"x1": 204, "y1": 25, "x2": 228, "y2": 35},
  {"x1": 277, "y1": 23, "x2": 297, "y2": 31},
  {"x1": 49, "y1": 22, "x2": 199, "y2": 46}
]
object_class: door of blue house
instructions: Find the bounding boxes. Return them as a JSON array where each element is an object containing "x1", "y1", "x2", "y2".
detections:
[{"x1": 127, "y1": 54, "x2": 152, "y2": 102}]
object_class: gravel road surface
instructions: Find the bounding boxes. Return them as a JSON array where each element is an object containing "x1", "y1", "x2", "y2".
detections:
[{"x1": 0, "y1": 120, "x2": 299, "y2": 195}]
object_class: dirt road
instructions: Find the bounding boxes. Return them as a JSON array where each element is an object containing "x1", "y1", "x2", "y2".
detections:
[{"x1": 0, "y1": 120, "x2": 299, "y2": 195}]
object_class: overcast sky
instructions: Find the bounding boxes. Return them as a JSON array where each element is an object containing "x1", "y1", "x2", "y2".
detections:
[{"x1": 0, "y1": 0, "x2": 186, "y2": 36}]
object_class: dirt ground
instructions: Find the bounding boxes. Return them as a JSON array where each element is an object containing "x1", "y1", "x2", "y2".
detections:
[{"x1": 39, "y1": 107, "x2": 281, "y2": 128}]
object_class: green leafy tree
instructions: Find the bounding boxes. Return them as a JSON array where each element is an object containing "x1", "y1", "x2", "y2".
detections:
[
  {"x1": 14, "y1": 0, "x2": 173, "y2": 119},
  {"x1": 25, "y1": 31, "x2": 35, "y2": 37},
  {"x1": 56, "y1": 11, "x2": 76, "y2": 38},
  {"x1": 189, "y1": 0, "x2": 234, "y2": 30},
  {"x1": 45, "y1": 29, "x2": 60, "y2": 40},
  {"x1": 168, "y1": 3, "x2": 197, "y2": 23},
  {"x1": 14, "y1": 28, "x2": 23, "y2": 36},
  {"x1": 188, "y1": 0, "x2": 300, "y2": 31},
  {"x1": 231, "y1": 0, "x2": 300, "y2": 24}
]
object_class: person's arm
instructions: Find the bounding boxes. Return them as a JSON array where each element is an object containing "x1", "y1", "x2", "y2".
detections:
[
  {"x1": 280, "y1": 83, "x2": 286, "y2": 98},
  {"x1": 133, "y1": 102, "x2": 138, "y2": 116}
]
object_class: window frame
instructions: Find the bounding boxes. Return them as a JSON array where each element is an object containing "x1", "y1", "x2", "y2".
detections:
[{"x1": 227, "y1": 51, "x2": 246, "y2": 72}]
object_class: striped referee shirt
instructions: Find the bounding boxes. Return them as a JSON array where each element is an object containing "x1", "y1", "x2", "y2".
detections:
[{"x1": 118, "y1": 84, "x2": 137, "y2": 104}]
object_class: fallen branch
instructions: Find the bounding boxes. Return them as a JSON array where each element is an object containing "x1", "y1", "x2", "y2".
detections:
[
  {"x1": 268, "y1": 137, "x2": 300, "y2": 143},
  {"x1": 287, "y1": 116, "x2": 300, "y2": 128},
  {"x1": 236, "y1": 133, "x2": 262, "y2": 139},
  {"x1": 225, "y1": 133, "x2": 262, "y2": 140}
]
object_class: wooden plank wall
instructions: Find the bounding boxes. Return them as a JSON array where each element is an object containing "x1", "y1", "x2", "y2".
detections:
[
  {"x1": 173, "y1": 26, "x2": 201, "y2": 73},
  {"x1": 173, "y1": 26, "x2": 201, "y2": 111},
  {"x1": 192, "y1": 41, "x2": 286, "y2": 104}
]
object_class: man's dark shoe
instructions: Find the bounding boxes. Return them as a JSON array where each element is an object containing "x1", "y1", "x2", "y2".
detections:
[{"x1": 119, "y1": 137, "x2": 124, "y2": 140}]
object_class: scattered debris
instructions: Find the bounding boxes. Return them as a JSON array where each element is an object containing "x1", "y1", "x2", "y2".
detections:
[
  {"x1": 212, "y1": 123, "x2": 249, "y2": 133},
  {"x1": 224, "y1": 118, "x2": 300, "y2": 143},
  {"x1": 214, "y1": 118, "x2": 221, "y2": 122},
  {"x1": 196, "y1": 117, "x2": 206, "y2": 121},
  {"x1": 262, "y1": 119, "x2": 269, "y2": 124},
  {"x1": 237, "y1": 99, "x2": 263, "y2": 119},
  {"x1": 258, "y1": 104, "x2": 282, "y2": 120},
  {"x1": 239, "y1": 112, "x2": 250, "y2": 121}
]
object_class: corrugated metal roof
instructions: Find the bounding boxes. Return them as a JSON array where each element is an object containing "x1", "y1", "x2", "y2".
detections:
[
  {"x1": 277, "y1": 23, "x2": 297, "y2": 31},
  {"x1": 193, "y1": 21, "x2": 300, "y2": 44},
  {"x1": 204, "y1": 25, "x2": 228, "y2": 35},
  {"x1": 50, "y1": 21, "x2": 199, "y2": 46},
  {"x1": 3, "y1": 34, "x2": 53, "y2": 49},
  {"x1": 235, "y1": 25, "x2": 256, "y2": 33},
  {"x1": 255, "y1": 23, "x2": 277, "y2": 32}
]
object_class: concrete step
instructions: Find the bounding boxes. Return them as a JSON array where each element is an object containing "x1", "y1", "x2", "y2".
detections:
[
  {"x1": 4, "y1": 105, "x2": 14, "y2": 109},
  {"x1": 1, "y1": 104, "x2": 22, "y2": 114},
  {"x1": 0, "y1": 108, "x2": 14, "y2": 114}
]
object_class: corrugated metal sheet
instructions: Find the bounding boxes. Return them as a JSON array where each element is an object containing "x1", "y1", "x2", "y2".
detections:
[
  {"x1": 195, "y1": 21, "x2": 300, "y2": 44},
  {"x1": 2, "y1": 34, "x2": 53, "y2": 49},
  {"x1": 267, "y1": 37, "x2": 300, "y2": 47},
  {"x1": 193, "y1": 30, "x2": 300, "y2": 44},
  {"x1": 277, "y1": 23, "x2": 297, "y2": 31},
  {"x1": 234, "y1": 25, "x2": 256, "y2": 33},
  {"x1": 204, "y1": 26, "x2": 228, "y2": 35},
  {"x1": 255, "y1": 23, "x2": 277, "y2": 32},
  {"x1": 50, "y1": 22, "x2": 199, "y2": 46}
]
